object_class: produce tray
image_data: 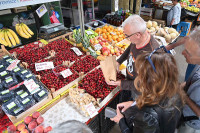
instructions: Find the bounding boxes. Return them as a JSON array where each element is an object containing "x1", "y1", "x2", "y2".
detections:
[
  {"x1": 87, "y1": 114, "x2": 100, "y2": 133},
  {"x1": 6, "y1": 91, "x2": 52, "y2": 124},
  {"x1": 85, "y1": 20, "x2": 105, "y2": 31}
]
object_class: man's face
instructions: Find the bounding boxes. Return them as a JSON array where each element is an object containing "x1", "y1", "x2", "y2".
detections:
[
  {"x1": 123, "y1": 24, "x2": 141, "y2": 44},
  {"x1": 182, "y1": 38, "x2": 200, "y2": 64}
]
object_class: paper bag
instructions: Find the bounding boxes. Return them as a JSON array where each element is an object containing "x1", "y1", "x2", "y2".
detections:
[{"x1": 100, "y1": 56, "x2": 117, "y2": 82}]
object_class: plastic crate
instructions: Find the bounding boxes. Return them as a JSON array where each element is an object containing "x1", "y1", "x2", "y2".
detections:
[
  {"x1": 88, "y1": 114, "x2": 100, "y2": 133},
  {"x1": 99, "y1": 93, "x2": 119, "y2": 133},
  {"x1": 119, "y1": 90, "x2": 132, "y2": 103},
  {"x1": 177, "y1": 22, "x2": 192, "y2": 37}
]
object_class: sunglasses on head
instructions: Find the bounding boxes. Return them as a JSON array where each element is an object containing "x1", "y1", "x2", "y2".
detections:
[{"x1": 146, "y1": 45, "x2": 171, "y2": 72}]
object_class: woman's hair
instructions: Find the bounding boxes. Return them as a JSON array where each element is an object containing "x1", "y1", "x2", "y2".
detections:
[{"x1": 134, "y1": 52, "x2": 184, "y2": 109}]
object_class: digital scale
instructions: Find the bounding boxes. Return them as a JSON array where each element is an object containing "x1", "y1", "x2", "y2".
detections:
[{"x1": 38, "y1": 23, "x2": 67, "y2": 40}]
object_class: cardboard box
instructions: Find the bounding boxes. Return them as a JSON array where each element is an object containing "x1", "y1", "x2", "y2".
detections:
[
  {"x1": 0, "y1": 9, "x2": 11, "y2": 15},
  {"x1": 152, "y1": 19, "x2": 166, "y2": 27},
  {"x1": 13, "y1": 6, "x2": 27, "y2": 13},
  {"x1": 140, "y1": 15, "x2": 152, "y2": 21},
  {"x1": 140, "y1": 8, "x2": 154, "y2": 17}
]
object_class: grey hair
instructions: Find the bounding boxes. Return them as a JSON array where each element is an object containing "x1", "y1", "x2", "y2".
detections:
[
  {"x1": 189, "y1": 26, "x2": 200, "y2": 46},
  {"x1": 50, "y1": 120, "x2": 93, "y2": 133},
  {"x1": 122, "y1": 14, "x2": 146, "y2": 34}
]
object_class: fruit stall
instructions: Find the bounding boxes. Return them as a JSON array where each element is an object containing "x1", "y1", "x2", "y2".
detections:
[{"x1": 0, "y1": 0, "x2": 183, "y2": 133}]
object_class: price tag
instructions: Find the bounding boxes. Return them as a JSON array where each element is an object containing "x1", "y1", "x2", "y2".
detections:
[
  {"x1": 110, "y1": 32, "x2": 117, "y2": 35},
  {"x1": 7, "y1": 102, "x2": 16, "y2": 110},
  {"x1": 94, "y1": 44, "x2": 103, "y2": 51},
  {"x1": 0, "y1": 71, "x2": 7, "y2": 76},
  {"x1": 84, "y1": 102, "x2": 98, "y2": 118},
  {"x1": 35, "y1": 62, "x2": 54, "y2": 71},
  {"x1": 6, "y1": 59, "x2": 20, "y2": 71},
  {"x1": 86, "y1": 31, "x2": 93, "y2": 35},
  {"x1": 24, "y1": 79, "x2": 40, "y2": 94},
  {"x1": 60, "y1": 69, "x2": 73, "y2": 78},
  {"x1": 3, "y1": 55, "x2": 9, "y2": 59},
  {"x1": 94, "y1": 22, "x2": 98, "y2": 27},
  {"x1": 71, "y1": 47, "x2": 83, "y2": 56},
  {"x1": 38, "y1": 90, "x2": 46, "y2": 97},
  {"x1": 22, "y1": 98, "x2": 30, "y2": 104},
  {"x1": 14, "y1": 108, "x2": 22, "y2": 114}
]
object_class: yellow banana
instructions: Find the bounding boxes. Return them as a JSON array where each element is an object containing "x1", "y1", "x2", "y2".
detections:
[
  {"x1": 21, "y1": 23, "x2": 34, "y2": 35},
  {"x1": 17, "y1": 24, "x2": 29, "y2": 39},
  {"x1": 6, "y1": 30, "x2": 16, "y2": 46},
  {"x1": 0, "y1": 30, "x2": 8, "y2": 46},
  {"x1": 4, "y1": 30, "x2": 12, "y2": 47},
  {"x1": 20, "y1": 24, "x2": 31, "y2": 38},
  {"x1": 8, "y1": 29, "x2": 20, "y2": 44}
]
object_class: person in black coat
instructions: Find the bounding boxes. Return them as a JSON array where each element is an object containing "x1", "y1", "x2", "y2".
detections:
[{"x1": 111, "y1": 51, "x2": 185, "y2": 133}]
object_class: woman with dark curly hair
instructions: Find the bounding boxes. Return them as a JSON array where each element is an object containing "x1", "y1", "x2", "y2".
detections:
[{"x1": 111, "y1": 49, "x2": 185, "y2": 133}]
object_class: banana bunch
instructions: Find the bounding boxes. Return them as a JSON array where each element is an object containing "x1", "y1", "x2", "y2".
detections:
[
  {"x1": 15, "y1": 23, "x2": 34, "y2": 39},
  {"x1": 0, "y1": 28, "x2": 20, "y2": 47}
]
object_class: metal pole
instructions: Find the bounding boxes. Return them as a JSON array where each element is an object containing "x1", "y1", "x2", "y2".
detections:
[
  {"x1": 78, "y1": 0, "x2": 85, "y2": 37},
  {"x1": 92, "y1": 0, "x2": 95, "y2": 20}
]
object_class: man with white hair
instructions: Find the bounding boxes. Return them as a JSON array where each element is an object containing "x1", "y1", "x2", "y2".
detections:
[
  {"x1": 107, "y1": 15, "x2": 159, "y2": 98},
  {"x1": 176, "y1": 27, "x2": 200, "y2": 133}
]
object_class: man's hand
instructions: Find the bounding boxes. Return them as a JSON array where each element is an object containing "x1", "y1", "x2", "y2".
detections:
[
  {"x1": 117, "y1": 101, "x2": 134, "y2": 112},
  {"x1": 106, "y1": 80, "x2": 121, "y2": 86},
  {"x1": 110, "y1": 107, "x2": 124, "y2": 124}
]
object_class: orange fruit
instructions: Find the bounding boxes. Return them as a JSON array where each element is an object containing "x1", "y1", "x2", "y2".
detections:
[
  {"x1": 103, "y1": 34, "x2": 107, "y2": 39},
  {"x1": 102, "y1": 29, "x2": 107, "y2": 33},
  {"x1": 108, "y1": 38, "x2": 112, "y2": 42}
]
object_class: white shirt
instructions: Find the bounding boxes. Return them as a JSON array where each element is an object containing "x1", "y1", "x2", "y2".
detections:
[{"x1": 167, "y1": 3, "x2": 181, "y2": 26}]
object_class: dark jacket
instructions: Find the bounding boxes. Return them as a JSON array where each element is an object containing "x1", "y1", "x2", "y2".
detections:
[{"x1": 119, "y1": 96, "x2": 182, "y2": 133}]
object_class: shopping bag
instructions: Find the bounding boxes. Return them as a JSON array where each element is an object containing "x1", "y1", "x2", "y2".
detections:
[{"x1": 100, "y1": 56, "x2": 117, "y2": 82}]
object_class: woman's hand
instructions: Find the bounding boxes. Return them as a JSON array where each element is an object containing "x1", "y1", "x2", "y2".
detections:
[
  {"x1": 117, "y1": 101, "x2": 134, "y2": 112},
  {"x1": 110, "y1": 107, "x2": 124, "y2": 124}
]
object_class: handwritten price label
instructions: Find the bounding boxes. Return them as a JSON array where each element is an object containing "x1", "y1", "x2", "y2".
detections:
[
  {"x1": 71, "y1": 47, "x2": 83, "y2": 56},
  {"x1": 6, "y1": 59, "x2": 20, "y2": 71},
  {"x1": 86, "y1": 31, "x2": 93, "y2": 35},
  {"x1": 94, "y1": 44, "x2": 102, "y2": 51},
  {"x1": 24, "y1": 79, "x2": 40, "y2": 94},
  {"x1": 85, "y1": 102, "x2": 98, "y2": 118},
  {"x1": 35, "y1": 62, "x2": 54, "y2": 71},
  {"x1": 60, "y1": 69, "x2": 73, "y2": 78}
]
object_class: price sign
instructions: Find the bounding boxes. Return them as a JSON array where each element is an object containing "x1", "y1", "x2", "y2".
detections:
[
  {"x1": 110, "y1": 32, "x2": 117, "y2": 35},
  {"x1": 35, "y1": 62, "x2": 54, "y2": 71},
  {"x1": 60, "y1": 69, "x2": 73, "y2": 78},
  {"x1": 86, "y1": 31, "x2": 93, "y2": 35},
  {"x1": 71, "y1": 47, "x2": 83, "y2": 56},
  {"x1": 85, "y1": 102, "x2": 98, "y2": 118},
  {"x1": 6, "y1": 59, "x2": 20, "y2": 71},
  {"x1": 94, "y1": 44, "x2": 102, "y2": 51},
  {"x1": 24, "y1": 79, "x2": 40, "y2": 94}
]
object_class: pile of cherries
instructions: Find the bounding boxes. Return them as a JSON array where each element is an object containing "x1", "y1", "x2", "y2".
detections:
[
  {"x1": 71, "y1": 55, "x2": 100, "y2": 73},
  {"x1": 79, "y1": 68, "x2": 125, "y2": 99}
]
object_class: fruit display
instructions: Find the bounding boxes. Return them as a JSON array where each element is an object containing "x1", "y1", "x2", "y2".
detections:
[
  {"x1": 185, "y1": 6, "x2": 200, "y2": 13},
  {"x1": 0, "y1": 28, "x2": 20, "y2": 47},
  {"x1": 15, "y1": 23, "x2": 34, "y2": 39},
  {"x1": 146, "y1": 21, "x2": 179, "y2": 43},
  {"x1": 0, "y1": 55, "x2": 48, "y2": 117},
  {"x1": 71, "y1": 55, "x2": 100, "y2": 73},
  {"x1": 180, "y1": 0, "x2": 190, "y2": 7},
  {"x1": 69, "y1": 88, "x2": 100, "y2": 117},
  {"x1": 90, "y1": 36, "x2": 126, "y2": 58},
  {"x1": 85, "y1": 29, "x2": 98, "y2": 39},
  {"x1": 79, "y1": 68, "x2": 125, "y2": 100},
  {"x1": 7, "y1": 111, "x2": 52, "y2": 133},
  {"x1": 95, "y1": 25, "x2": 125, "y2": 43}
]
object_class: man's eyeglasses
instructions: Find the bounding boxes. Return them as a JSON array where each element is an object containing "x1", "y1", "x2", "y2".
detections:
[
  {"x1": 125, "y1": 32, "x2": 139, "y2": 38},
  {"x1": 146, "y1": 45, "x2": 171, "y2": 72}
]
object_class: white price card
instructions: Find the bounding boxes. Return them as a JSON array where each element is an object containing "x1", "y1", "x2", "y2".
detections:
[
  {"x1": 24, "y1": 79, "x2": 40, "y2": 94},
  {"x1": 60, "y1": 69, "x2": 73, "y2": 78},
  {"x1": 85, "y1": 102, "x2": 98, "y2": 118},
  {"x1": 71, "y1": 47, "x2": 83, "y2": 56},
  {"x1": 94, "y1": 44, "x2": 102, "y2": 51},
  {"x1": 86, "y1": 31, "x2": 93, "y2": 35},
  {"x1": 35, "y1": 62, "x2": 54, "y2": 71},
  {"x1": 36, "y1": 4, "x2": 48, "y2": 18}
]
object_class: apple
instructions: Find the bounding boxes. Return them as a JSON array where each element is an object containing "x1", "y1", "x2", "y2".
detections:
[
  {"x1": 103, "y1": 51, "x2": 109, "y2": 56},
  {"x1": 90, "y1": 39, "x2": 94, "y2": 44},
  {"x1": 110, "y1": 49, "x2": 115, "y2": 54},
  {"x1": 114, "y1": 47, "x2": 119, "y2": 53}
]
